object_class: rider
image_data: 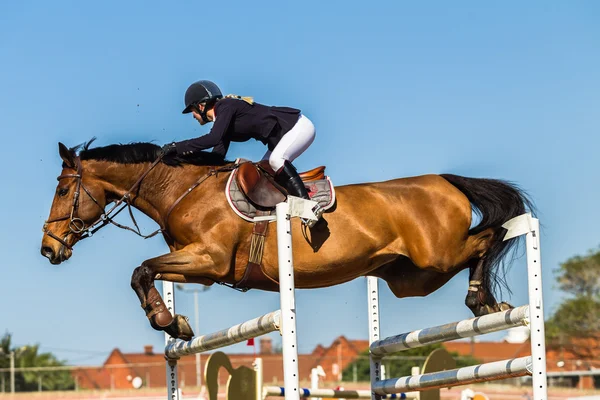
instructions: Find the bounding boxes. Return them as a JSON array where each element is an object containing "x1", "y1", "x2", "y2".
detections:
[{"x1": 161, "y1": 80, "x2": 323, "y2": 226}]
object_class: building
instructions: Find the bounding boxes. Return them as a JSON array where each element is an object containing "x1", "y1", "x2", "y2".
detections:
[
  {"x1": 72, "y1": 330, "x2": 600, "y2": 390},
  {"x1": 72, "y1": 338, "x2": 315, "y2": 391}
]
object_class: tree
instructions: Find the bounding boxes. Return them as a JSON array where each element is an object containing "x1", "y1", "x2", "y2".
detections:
[
  {"x1": 0, "y1": 332, "x2": 74, "y2": 392},
  {"x1": 545, "y1": 246, "x2": 600, "y2": 360},
  {"x1": 342, "y1": 343, "x2": 481, "y2": 382}
]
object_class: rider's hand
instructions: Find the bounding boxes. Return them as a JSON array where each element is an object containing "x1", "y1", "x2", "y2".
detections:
[{"x1": 161, "y1": 143, "x2": 177, "y2": 156}]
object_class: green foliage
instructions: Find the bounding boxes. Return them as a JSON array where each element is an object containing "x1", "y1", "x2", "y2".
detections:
[
  {"x1": 0, "y1": 332, "x2": 74, "y2": 392},
  {"x1": 554, "y1": 247, "x2": 600, "y2": 298},
  {"x1": 546, "y1": 246, "x2": 600, "y2": 359},
  {"x1": 342, "y1": 343, "x2": 481, "y2": 382}
]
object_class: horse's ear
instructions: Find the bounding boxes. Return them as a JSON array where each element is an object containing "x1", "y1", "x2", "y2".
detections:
[{"x1": 58, "y1": 142, "x2": 75, "y2": 168}]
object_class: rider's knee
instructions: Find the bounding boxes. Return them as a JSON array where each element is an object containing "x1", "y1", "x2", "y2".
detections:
[{"x1": 268, "y1": 152, "x2": 286, "y2": 172}]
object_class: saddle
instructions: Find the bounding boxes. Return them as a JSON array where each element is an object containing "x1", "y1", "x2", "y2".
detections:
[
  {"x1": 236, "y1": 160, "x2": 326, "y2": 209},
  {"x1": 226, "y1": 160, "x2": 334, "y2": 292}
]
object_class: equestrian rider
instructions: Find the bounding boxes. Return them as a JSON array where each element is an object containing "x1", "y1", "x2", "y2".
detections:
[{"x1": 161, "y1": 80, "x2": 323, "y2": 226}]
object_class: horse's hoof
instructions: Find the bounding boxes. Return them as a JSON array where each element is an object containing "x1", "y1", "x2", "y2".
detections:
[
  {"x1": 481, "y1": 304, "x2": 495, "y2": 315},
  {"x1": 165, "y1": 315, "x2": 195, "y2": 341},
  {"x1": 483, "y1": 302, "x2": 514, "y2": 315}
]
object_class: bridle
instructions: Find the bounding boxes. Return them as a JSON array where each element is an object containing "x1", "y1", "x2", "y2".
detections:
[
  {"x1": 43, "y1": 154, "x2": 237, "y2": 250},
  {"x1": 43, "y1": 155, "x2": 167, "y2": 250}
]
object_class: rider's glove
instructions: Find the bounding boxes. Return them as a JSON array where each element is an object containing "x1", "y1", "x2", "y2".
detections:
[{"x1": 161, "y1": 143, "x2": 177, "y2": 156}]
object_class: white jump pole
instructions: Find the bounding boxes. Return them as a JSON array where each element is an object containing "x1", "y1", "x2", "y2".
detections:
[
  {"x1": 165, "y1": 310, "x2": 281, "y2": 358},
  {"x1": 276, "y1": 202, "x2": 300, "y2": 400},
  {"x1": 263, "y1": 386, "x2": 415, "y2": 399},
  {"x1": 370, "y1": 305, "x2": 530, "y2": 355},
  {"x1": 373, "y1": 356, "x2": 533, "y2": 394},
  {"x1": 163, "y1": 280, "x2": 180, "y2": 400}
]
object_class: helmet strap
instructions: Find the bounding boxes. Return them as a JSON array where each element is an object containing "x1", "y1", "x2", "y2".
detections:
[
  {"x1": 199, "y1": 99, "x2": 217, "y2": 123},
  {"x1": 199, "y1": 108, "x2": 210, "y2": 123}
]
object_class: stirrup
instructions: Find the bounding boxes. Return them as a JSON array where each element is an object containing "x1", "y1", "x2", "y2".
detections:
[{"x1": 302, "y1": 203, "x2": 324, "y2": 228}]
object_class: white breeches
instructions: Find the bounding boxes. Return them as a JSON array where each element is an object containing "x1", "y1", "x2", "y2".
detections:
[{"x1": 262, "y1": 114, "x2": 316, "y2": 171}]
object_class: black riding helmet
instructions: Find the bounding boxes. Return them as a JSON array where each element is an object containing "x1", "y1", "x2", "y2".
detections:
[{"x1": 182, "y1": 80, "x2": 223, "y2": 118}]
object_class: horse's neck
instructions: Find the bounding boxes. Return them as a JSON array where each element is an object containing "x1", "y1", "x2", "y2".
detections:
[{"x1": 85, "y1": 160, "x2": 214, "y2": 224}]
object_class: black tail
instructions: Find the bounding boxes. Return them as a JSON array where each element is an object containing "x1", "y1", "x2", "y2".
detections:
[{"x1": 440, "y1": 174, "x2": 536, "y2": 298}]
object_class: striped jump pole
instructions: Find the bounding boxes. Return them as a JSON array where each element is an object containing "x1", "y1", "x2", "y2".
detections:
[
  {"x1": 368, "y1": 213, "x2": 547, "y2": 400},
  {"x1": 263, "y1": 386, "x2": 417, "y2": 399},
  {"x1": 373, "y1": 356, "x2": 532, "y2": 395},
  {"x1": 163, "y1": 201, "x2": 300, "y2": 400},
  {"x1": 370, "y1": 305, "x2": 530, "y2": 355},
  {"x1": 165, "y1": 310, "x2": 281, "y2": 358}
]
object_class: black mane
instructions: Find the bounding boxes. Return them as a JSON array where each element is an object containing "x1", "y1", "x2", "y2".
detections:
[{"x1": 69, "y1": 138, "x2": 230, "y2": 167}]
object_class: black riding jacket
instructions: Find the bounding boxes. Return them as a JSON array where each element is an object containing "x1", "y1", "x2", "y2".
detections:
[{"x1": 174, "y1": 98, "x2": 301, "y2": 157}]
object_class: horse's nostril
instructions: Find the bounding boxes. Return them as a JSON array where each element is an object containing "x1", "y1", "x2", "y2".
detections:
[{"x1": 41, "y1": 246, "x2": 55, "y2": 259}]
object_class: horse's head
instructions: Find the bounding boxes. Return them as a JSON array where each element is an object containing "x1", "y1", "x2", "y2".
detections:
[{"x1": 41, "y1": 142, "x2": 107, "y2": 264}]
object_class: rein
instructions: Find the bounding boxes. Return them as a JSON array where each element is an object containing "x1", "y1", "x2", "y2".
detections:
[
  {"x1": 43, "y1": 155, "x2": 237, "y2": 249},
  {"x1": 163, "y1": 164, "x2": 236, "y2": 232}
]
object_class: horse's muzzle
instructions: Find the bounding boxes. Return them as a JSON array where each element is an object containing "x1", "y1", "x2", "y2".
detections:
[
  {"x1": 40, "y1": 234, "x2": 73, "y2": 265},
  {"x1": 41, "y1": 245, "x2": 62, "y2": 264}
]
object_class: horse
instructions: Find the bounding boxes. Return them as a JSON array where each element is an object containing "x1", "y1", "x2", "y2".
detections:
[{"x1": 40, "y1": 140, "x2": 534, "y2": 340}]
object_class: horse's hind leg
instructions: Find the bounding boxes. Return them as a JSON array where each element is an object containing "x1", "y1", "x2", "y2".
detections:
[{"x1": 465, "y1": 258, "x2": 513, "y2": 316}]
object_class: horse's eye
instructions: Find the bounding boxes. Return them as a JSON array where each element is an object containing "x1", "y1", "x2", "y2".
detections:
[{"x1": 58, "y1": 188, "x2": 69, "y2": 197}]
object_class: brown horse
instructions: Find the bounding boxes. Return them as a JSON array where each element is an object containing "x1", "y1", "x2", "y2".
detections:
[{"x1": 40, "y1": 140, "x2": 534, "y2": 340}]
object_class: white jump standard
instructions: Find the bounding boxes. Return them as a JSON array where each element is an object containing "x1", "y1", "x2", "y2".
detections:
[
  {"x1": 368, "y1": 213, "x2": 548, "y2": 400},
  {"x1": 163, "y1": 202, "x2": 301, "y2": 400}
]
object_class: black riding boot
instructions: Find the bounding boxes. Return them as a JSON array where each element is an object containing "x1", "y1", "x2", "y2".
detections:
[
  {"x1": 275, "y1": 160, "x2": 323, "y2": 227},
  {"x1": 275, "y1": 160, "x2": 310, "y2": 200}
]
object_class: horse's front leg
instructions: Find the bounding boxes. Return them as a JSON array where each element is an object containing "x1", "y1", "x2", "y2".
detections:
[{"x1": 130, "y1": 248, "x2": 226, "y2": 340}]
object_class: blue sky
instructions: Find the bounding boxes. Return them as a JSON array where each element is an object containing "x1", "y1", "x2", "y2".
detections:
[{"x1": 1, "y1": 1, "x2": 599, "y2": 367}]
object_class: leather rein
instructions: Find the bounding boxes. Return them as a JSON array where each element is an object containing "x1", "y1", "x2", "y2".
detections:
[{"x1": 43, "y1": 155, "x2": 236, "y2": 250}]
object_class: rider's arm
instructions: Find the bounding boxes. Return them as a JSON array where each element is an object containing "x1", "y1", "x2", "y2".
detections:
[
  {"x1": 211, "y1": 140, "x2": 230, "y2": 157},
  {"x1": 174, "y1": 103, "x2": 235, "y2": 155}
]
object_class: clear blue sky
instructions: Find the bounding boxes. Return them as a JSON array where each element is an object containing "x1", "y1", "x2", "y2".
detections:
[{"x1": 1, "y1": 1, "x2": 599, "y2": 366}]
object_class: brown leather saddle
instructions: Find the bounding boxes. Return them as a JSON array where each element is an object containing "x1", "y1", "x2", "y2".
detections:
[
  {"x1": 236, "y1": 160, "x2": 325, "y2": 209},
  {"x1": 233, "y1": 160, "x2": 326, "y2": 292}
]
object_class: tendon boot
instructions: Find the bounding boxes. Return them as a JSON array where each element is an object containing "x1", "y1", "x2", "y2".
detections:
[
  {"x1": 275, "y1": 160, "x2": 323, "y2": 227},
  {"x1": 143, "y1": 287, "x2": 194, "y2": 340}
]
